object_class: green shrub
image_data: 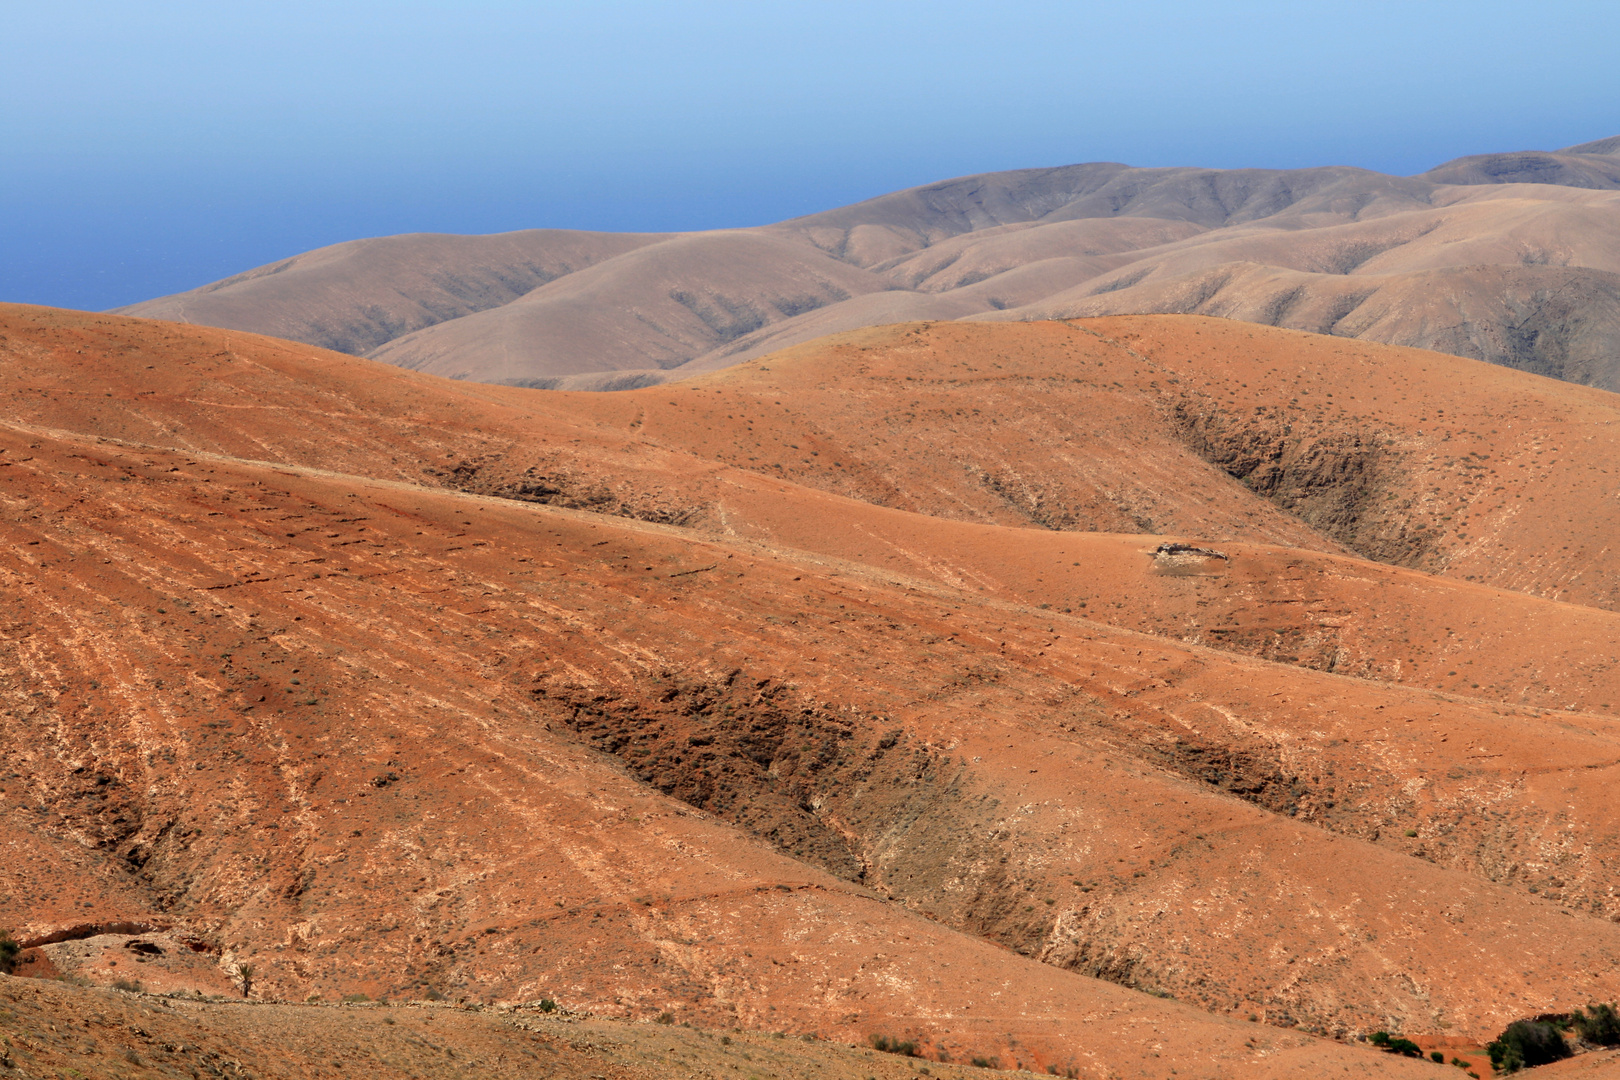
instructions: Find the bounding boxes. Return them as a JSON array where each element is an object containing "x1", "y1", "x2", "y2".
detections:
[
  {"x1": 537, "y1": 998, "x2": 557, "y2": 1013},
  {"x1": 1385, "y1": 1037, "x2": 1422, "y2": 1057},
  {"x1": 110, "y1": 978, "x2": 144, "y2": 993},
  {"x1": 1575, "y1": 1003, "x2": 1620, "y2": 1046},
  {"x1": 870, "y1": 1034, "x2": 920, "y2": 1057},
  {"x1": 1368, "y1": 1032, "x2": 1421, "y2": 1057},
  {"x1": 1487, "y1": 1020, "x2": 1571, "y2": 1072},
  {"x1": 0, "y1": 934, "x2": 18, "y2": 975},
  {"x1": 1431, "y1": 1050, "x2": 1445, "y2": 1063}
]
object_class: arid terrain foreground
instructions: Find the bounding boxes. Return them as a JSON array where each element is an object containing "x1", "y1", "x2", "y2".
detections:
[{"x1": 8, "y1": 303, "x2": 1620, "y2": 1077}]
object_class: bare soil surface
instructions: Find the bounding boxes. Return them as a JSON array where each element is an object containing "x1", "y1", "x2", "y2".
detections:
[
  {"x1": 7, "y1": 305, "x2": 1620, "y2": 1075},
  {"x1": 0, "y1": 975, "x2": 1463, "y2": 1080}
]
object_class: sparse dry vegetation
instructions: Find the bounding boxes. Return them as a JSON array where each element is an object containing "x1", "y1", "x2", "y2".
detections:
[{"x1": 11, "y1": 304, "x2": 1620, "y2": 1078}]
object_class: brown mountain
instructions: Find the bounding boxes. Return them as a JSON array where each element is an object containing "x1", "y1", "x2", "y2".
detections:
[
  {"x1": 120, "y1": 228, "x2": 667, "y2": 356},
  {"x1": 1421, "y1": 134, "x2": 1620, "y2": 187},
  {"x1": 114, "y1": 136, "x2": 1620, "y2": 392},
  {"x1": 10, "y1": 303, "x2": 1620, "y2": 1074}
]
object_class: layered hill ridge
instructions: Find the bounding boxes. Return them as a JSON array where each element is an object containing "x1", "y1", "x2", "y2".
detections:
[
  {"x1": 9, "y1": 305, "x2": 1620, "y2": 1075},
  {"x1": 116, "y1": 135, "x2": 1620, "y2": 391},
  {"x1": 18, "y1": 305, "x2": 1620, "y2": 611},
  {"x1": 129, "y1": 229, "x2": 668, "y2": 357}
]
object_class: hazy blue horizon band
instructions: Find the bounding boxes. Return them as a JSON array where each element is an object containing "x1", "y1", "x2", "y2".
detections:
[{"x1": 6, "y1": 0, "x2": 1619, "y2": 313}]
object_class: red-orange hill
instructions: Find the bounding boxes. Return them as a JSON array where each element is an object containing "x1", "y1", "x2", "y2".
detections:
[{"x1": 6, "y1": 303, "x2": 1620, "y2": 1076}]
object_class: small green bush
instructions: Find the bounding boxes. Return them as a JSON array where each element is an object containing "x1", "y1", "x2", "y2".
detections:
[
  {"x1": 1385, "y1": 1037, "x2": 1422, "y2": 1057},
  {"x1": 1575, "y1": 1003, "x2": 1620, "y2": 1046},
  {"x1": 110, "y1": 978, "x2": 144, "y2": 993},
  {"x1": 1368, "y1": 1032, "x2": 1421, "y2": 1057},
  {"x1": 870, "y1": 1034, "x2": 920, "y2": 1057},
  {"x1": 0, "y1": 934, "x2": 18, "y2": 975},
  {"x1": 537, "y1": 998, "x2": 557, "y2": 1013},
  {"x1": 1487, "y1": 1020, "x2": 1571, "y2": 1072},
  {"x1": 1431, "y1": 1050, "x2": 1445, "y2": 1063}
]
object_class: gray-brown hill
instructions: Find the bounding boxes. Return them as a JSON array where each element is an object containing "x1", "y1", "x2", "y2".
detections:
[{"x1": 118, "y1": 135, "x2": 1620, "y2": 390}]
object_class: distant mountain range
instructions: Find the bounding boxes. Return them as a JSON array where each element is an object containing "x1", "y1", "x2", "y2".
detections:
[{"x1": 119, "y1": 135, "x2": 1620, "y2": 390}]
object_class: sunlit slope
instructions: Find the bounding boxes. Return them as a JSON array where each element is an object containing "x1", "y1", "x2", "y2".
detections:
[
  {"x1": 11, "y1": 308, "x2": 1620, "y2": 1049},
  {"x1": 0, "y1": 420, "x2": 1488, "y2": 1075},
  {"x1": 14, "y1": 303, "x2": 1620, "y2": 651},
  {"x1": 8, "y1": 416, "x2": 1620, "y2": 1049},
  {"x1": 671, "y1": 314, "x2": 1620, "y2": 609},
  {"x1": 0, "y1": 302, "x2": 1345, "y2": 546}
]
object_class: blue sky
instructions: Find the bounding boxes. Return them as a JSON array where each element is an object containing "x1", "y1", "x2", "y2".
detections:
[{"x1": 5, "y1": 0, "x2": 1618, "y2": 312}]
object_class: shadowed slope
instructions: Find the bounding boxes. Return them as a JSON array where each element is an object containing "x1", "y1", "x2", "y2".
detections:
[
  {"x1": 999, "y1": 261, "x2": 1620, "y2": 388},
  {"x1": 776, "y1": 164, "x2": 1436, "y2": 263},
  {"x1": 1563, "y1": 135, "x2": 1620, "y2": 157},
  {"x1": 1422, "y1": 150, "x2": 1620, "y2": 188}
]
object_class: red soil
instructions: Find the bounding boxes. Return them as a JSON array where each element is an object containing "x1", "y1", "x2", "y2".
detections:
[{"x1": 8, "y1": 303, "x2": 1620, "y2": 1075}]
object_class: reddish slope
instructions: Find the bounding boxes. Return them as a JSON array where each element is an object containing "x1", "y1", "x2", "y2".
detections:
[
  {"x1": 6, "y1": 413, "x2": 1620, "y2": 1046},
  {"x1": 22, "y1": 305, "x2": 1620, "y2": 718},
  {"x1": 11, "y1": 305, "x2": 1620, "y2": 1057},
  {"x1": 2, "y1": 421, "x2": 1464, "y2": 1078},
  {"x1": 14, "y1": 303, "x2": 1620, "y2": 720},
  {"x1": 16, "y1": 307, "x2": 1620, "y2": 612}
]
